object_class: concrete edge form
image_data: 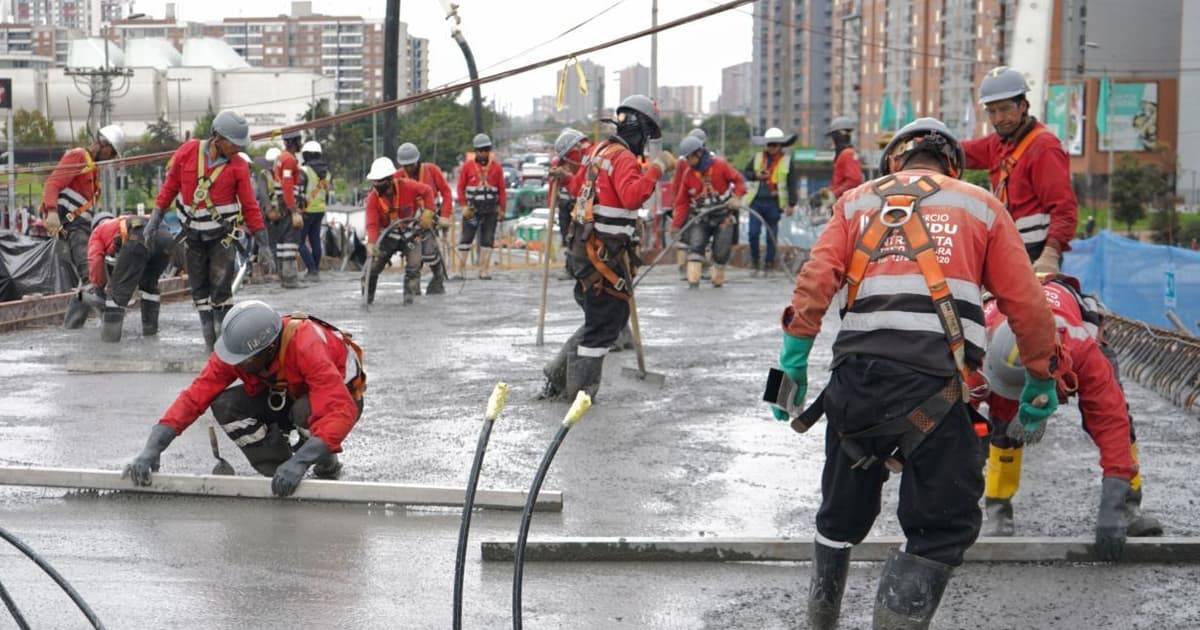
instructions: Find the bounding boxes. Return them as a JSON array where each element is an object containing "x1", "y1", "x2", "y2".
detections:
[
  {"x1": 479, "y1": 536, "x2": 1200, "y2": 563},
  {"x1": 0, "y1": 466, "x2": 563, "y2": 511}
]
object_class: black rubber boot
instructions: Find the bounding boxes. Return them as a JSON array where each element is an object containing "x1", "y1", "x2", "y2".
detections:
[
  {"x1": 403, "y1": 274, "x2": 420, "y2": 305},
  {"x1": 1095, "y1": 476, "x2": 1131, "y2": 561},
  {"x1": 539, "y1": 333, "x2": 580, "y2": 401},
  {"x1": 199, "y1": 310, "x2": 218, "y2": 354},
  {"x1": 279, "y1": 260, "x2": 301, "y2": 289},
  {"x1": 366, "y1": 273, "x2": 380, "y2": 305},
  {"x1": 872, "y1": 549, "x2": 953, "y2": 630},
  {"x1": 981, "y1": 498, "x2": 1015, "y2": 537},
  {"x1": 565, "y1": 354, "x2": 604, "y2": 401},
  {"x1": 313, "y1": 452, "x2": 342, "y2": 479},
  {"x1": 100, "y1": 306, "x2": 125, "y2": 343},
  {"x1": 807, "y1": 541, "x2": 852, "y2": 630},
  {"x1": 1125, "y1": 488, "x2": 1164, "y2": 537},
  {"x1": 609, "y1": 325, "x2": 634, "y2": 352},
  {"x1": 63, "y1": 293, "x2": 90, "y2": 329},
  {"x1": 213, "y1": 305, "x2": 231, "y2": 341},
  {"x1": 426, "y1": 264, "x2": 446, "y2": 295},
  {"x1": 140, "y1": 298, "x2": 160, "y2": 336}
]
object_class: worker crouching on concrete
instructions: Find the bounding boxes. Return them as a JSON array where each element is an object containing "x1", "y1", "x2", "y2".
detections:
[
  {"x1": 976, "y1": 273, "x2": 1162, "y2": 559},
  {"x1": 124, "y1": 300, "x2": 365, "y2": 497},
  {"x1": 363, "y1": 157, "x2": 437, "y2": 305},
  {"x1": 395, "y1": 142, "x2": 453, "y2": 295},
  {"x1": 772, "y1": 118, "x2": 1065, "y2": 629},
  {"x1": 84, "y1": 212, "x2": 174, "y2": 342},
  {"x1": 672, "y1": 134, "x2": 745, "y2": 289}
]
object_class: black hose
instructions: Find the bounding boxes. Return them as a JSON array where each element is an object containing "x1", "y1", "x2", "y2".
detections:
[
  {"x1": 0, "y1": 577, "x2": 31, "y2": 630},
  {"x1": 633, "y1": 204, "x2": 727, "y2": 289},
  {"x1": 512, "y1": 424, "x2": 572, "y2": 630},
  {"x1": 453, "y1": 417, "x2": 497, "y2": 630},
  {"x1": 0, "y1": 525, "x2": 105, "y2": 629}
]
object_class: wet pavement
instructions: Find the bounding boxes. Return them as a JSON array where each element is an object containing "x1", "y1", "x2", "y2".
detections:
[{"x1": 1, "y1": 265, "x2": 1198, "y2": 629}]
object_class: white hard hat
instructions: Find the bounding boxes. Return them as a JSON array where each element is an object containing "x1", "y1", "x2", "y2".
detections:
[
  {"x1": 301, "y1": 140, "x2": 322, "y2": 154},
  {"x1": 265, "y1": 147, "x2": 281, "y2": 162},
  {"x1": 366, "y1": 156, "x2": 397, "y2": 181},
  {"x1": 762, "y1": 127, "x2": 797, "y2": 145},
  {"x1": 238, "y1": 152, "x2": 252, "y2": 163},
  {"x1": 97, "y1": 125, "x2": 125, "y2": 156}
]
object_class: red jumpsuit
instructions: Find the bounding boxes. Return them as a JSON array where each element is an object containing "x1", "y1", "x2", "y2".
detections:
[
  {"x1": 962, "y1": 120, "x2": 1078, "y2": 259},
  {"x1": 983, "y1": 279, "x2": 1137, "y2": 480},
  {"x1": 671, "y1": 157, "x2": 746, "y2": 229},
  {"x1": 155, "y1": 140, "x2": 266, "y2": 236},
  {"x1": 365, "y1": 175, "x2": 435, "y2": 244},
  {"x1": 830, "y1": 147, "x2": 864, "y2": 197},
  {"x1": 273, "y1": 150, "x2": 301, "y2": 212},
  {"x1": 43, "y1": 147, "x2": 101, "y2": 282},
  {"x1": 399, "y1": 163, "x2": 453, "y2": 217},
  {"x1": 455, "y1": 157, "x2": 507, "y2": 212}
]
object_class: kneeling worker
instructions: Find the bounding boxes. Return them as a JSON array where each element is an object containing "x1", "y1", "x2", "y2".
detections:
[{"x1": 85, "y1": 212, "x2": 175, "y2": 342}]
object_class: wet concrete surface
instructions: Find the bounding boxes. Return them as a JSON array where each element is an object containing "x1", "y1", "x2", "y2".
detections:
[{"x1": 0, "y1": 266, "x2": 1198, "y2": 629}]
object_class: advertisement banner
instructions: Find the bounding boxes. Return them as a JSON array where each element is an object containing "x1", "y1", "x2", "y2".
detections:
[
  {"x1": 1100, "y1": 82, "x2": 1158, "y2": 152},
  {"x1": 1046, "y1": 84, "x2": 1084, "y2": 156}
]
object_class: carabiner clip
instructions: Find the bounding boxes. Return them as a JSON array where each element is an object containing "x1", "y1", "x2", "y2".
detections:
[{"x1": 268, "y1": 388, "x2": 288, "y2": 412}]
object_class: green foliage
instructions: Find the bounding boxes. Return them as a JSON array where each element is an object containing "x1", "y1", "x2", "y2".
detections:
[
  {"x1": 1111, "y1": 155, "x2": 1170, "y2": 234},
  {"x1": 962, "y1": 169, "x2": 991, "y2": 189},
  {"x1": 13, "y1": 109, "x2": 57, "y2": 147},
  {"x1": 1149, "y1": 207, "x2": 1183, "y2": 245},
  {"x1": 125, "y1": 116, "x2": 180, "y2": 202},
  {"x1": 321, "y1": 103, "x2": 374, "y2": 187},
  {"x1": 699, "y1": 114, "x2": 752, "y2": 161},
  {"x1": 393, "y1": 94, "x2": 500, "y2": 173},
  {"x1": 300, "y1": 99, "x2": 332, "y2": 145},
  {"x1": 192, "y1": 101, "x2": 216, "y2": 141}
]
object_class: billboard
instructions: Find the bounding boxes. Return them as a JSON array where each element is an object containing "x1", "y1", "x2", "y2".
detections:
[
  {"x1": 1046, "y1": 84, "x2": 1084, "y2": 156},
  {"x1": 1100, "y1": 82, "x2": 1158, "y2": 152}
]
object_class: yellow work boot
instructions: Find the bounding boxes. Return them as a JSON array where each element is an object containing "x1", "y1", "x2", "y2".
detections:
[
  {"x1": 982, "y1": 445, "x2": 1023, "y2": 536},
  {"x1": 711, "y1": 265, "x2": 726, "y2": 288},
  {"x1": 686, "y1": 261, "x2": 702, "y2": 289}
]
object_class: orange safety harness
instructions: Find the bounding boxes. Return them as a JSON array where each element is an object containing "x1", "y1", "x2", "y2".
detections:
[
  {"x1": 993, "y1": 126, "x2": 1046, "y2": 207},
  {"x1": 62, "y1": 151, "x2": 100, "y2": 222},
  {"x1": 572, "y1": 140, "x2": 636, "y2": 300},
  {"x1": 264, "y1": 312, "x2": 367, "y2": 411}
]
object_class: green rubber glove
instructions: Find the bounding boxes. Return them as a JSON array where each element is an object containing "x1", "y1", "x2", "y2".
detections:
[
  {"x1": 772, "y1": 334, "x2": 814, "y2": 421},
  {"x1": 1008, "y1": 372, "x2": 1059, "y2": 444}
]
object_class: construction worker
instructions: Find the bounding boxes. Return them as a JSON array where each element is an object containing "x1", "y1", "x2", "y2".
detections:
[
  {"x1": 550, "y1": 128, "x2": 591, "y2": 248},
  {"x1": 43, "y1": 125, "x2": 125, "y2": 328},
  {"x1": 363, "y1": 157, "x2": 436, "y2": 305},
  {"x1": 83, "y1": 212, "x2": 174, "y2": 342},
  {"x1": 142, "y1": 110, "x2": 275, "y2": 353},
  {"x1": 123, "y1": 300, "x2": 365, "y2": 497},
  {"x1": 298, "y1": 140, "x2": 331, "y2": 282},
  {"x1": 454, "y1": 133, "x2": 506, "y2": 280},
  {"x1": 742, "y1": 127, "x2": 798, "y2": 277},
  {"x1": 672, "y1": 134, "x2": 746, "y2": 289},
  {"x1": 537, "y1": 95, "x2": 673, "y2": 401},
  {"x1": 772, "y1": 118, "x2": 1065, "y2": 629},
  {"x1": 963, "y1": 66, "x2": 1079, "y2": 274},
  {"x1": 826, "y1": 116, "x2": 864, "y2": 197},
  {"x1": 268, "y1": 130, "x2": 305, "y2": 288},
  {"x1": 666, "y1": 128, "x2": 707, "y2": 269},
  {"x1": 396, "y1": 142, "x2": 452, "y2": 295},
  {"x1": 977, "y1": 274, "x2": 1162, "y2": 559}
]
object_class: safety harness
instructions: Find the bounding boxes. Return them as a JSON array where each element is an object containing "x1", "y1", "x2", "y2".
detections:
[
  {"x1": 58, "y1": 150, "x2": 100, "y2": 224},
  {"x1": 994, "y1": 126, "x2": 1046, "y2": 207},
  {"x1": 263, "y1": 312, "x2": 367, "y2": 412},
  {"x1": 463, "y1": 158, "x2": 500, "y2": 208},
  {"x1": 567, "y1": 140, "x2": 639, "y2": 301},
  {"x1": 179, "y1": 141, "x2": 244, "y2": 241}
]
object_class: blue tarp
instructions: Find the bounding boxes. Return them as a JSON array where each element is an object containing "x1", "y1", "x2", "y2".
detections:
[{"x1": 1063, "y1": 231, "x2": 1200, "y2": 335}]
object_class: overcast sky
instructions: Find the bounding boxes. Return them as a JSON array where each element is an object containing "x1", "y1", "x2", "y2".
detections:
[{"x1": 128, "y1": 0, "x2": 754, "y2": 116}]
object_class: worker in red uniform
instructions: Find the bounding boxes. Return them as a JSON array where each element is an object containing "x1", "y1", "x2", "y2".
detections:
[
  {"x1": 123, "y1": 300, "x2": 365, "y2": 497},
  {"x1": 396, "y1": 142, "x2": 452, "y2": 295},
  {"x1": 143, "y1": 110, "x2": 274, "y2": 353},
  {"x1": 43, "y1": 125, "x2": 125, "y2": 328},
  {"x1": 963, "y1": 66, "x2": 1079, "y2": 274},
  {"x1": 666, "y1": 128, "x2": 707, "y2": 274},
  {"x1": 363, "y1": 157, "x2": 437, "y2": 305},
  {"x1": 269, "y1": 129, "x2": 305, "y2": 289},
  {"x1": 977, "y1": 274, "x2": 1162, "y2": 560},
  {"x1": 84, "y1": 212, "x2": 174, "y2": 342},
  {"x1": 537, "y1": 95, "x2": 673, "y2": 402},
  {"x1": 672, "y1": 134, "x2": 746, "y2": 289},
  {"x1": 742, "y1": 127, "x2": 798, "y2": 277},
  {"x1": 770, "y1": 118, "x2": 1065, "y2": 629},
  {"x1": 826, "y1": 116, "x2": 864, "y2": 197},
  {"x1": 454, "y1": 133, "x2": 507, "y2": 280}
]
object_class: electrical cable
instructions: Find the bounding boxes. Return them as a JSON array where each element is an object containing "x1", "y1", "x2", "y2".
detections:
[{"x1": 0, "y1": 525, "x2": 105, "y2": 629}]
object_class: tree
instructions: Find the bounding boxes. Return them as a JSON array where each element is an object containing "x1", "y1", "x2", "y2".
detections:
[
  {"x1": 192, "y1": 101, "x2": 216, "y2": 141},
  {"x1": 699, "y1": 114, "x2": 752, "y2": 162},
  {"x1": 13, "y1": 109, "x2": 56, "y2": 147},
  {"x1": 300, "y1": 98, "x2": 332, "y2": 146},
  {"x1": 1110, "y1": 154, "x2": 1169, "y2": 234},
  {"x1": 392, "y1": 93, "x2": 500, "y2": 174},
  {"x1": 125, "y1": 116, "x2": 180, "y2": 202}
]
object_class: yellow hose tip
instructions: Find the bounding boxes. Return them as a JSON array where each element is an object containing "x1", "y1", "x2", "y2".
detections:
[
  {"x1": 485, "y1": 383, "x2": 510, "y2": 421},
  {"x1": 562, "y1": 391, "x2": 592, "y2": 427}
]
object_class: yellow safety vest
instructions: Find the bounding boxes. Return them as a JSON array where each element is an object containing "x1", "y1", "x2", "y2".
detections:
[{"x1": 743, "y1": 151, "x2": 790, "y2": 208}]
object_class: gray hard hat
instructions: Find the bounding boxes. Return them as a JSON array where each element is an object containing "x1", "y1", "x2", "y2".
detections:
[
  {"x1": 687, "y1": 128, "x2": 707, "y2": 143},
  {"x1": 879, "y1": 117, "x2": 966, "y2": 177},
  {"x1": 983, "y1": 319, "x2": 1025, "y2": 400},
  {"x1": 554, "y1": 128, "x2": 586, "y2": 158},
  {"x1": 978, "y1": 66, "x2": 1029, "y2": 104},
  {"x1": 90, "y1": 211, "x2": 115, "y2": 231},
  {"x1": 215, "y1": 300, "x2": 283, "y2": 365},
  {"x1": 828, "y1": 116, "x2": 856, "y2": 134},
  {"x1": 281, "y1": 129, "x2": 303, "y2": 142},
  {"x1": 617, "y1": 94, "x2": 662, "y2": 139},
  {"x1": 472, "y1": 133, "x2": 493, "y2": 150},
  {"x1": 678, "y1": 135, "x2": 704, "y2": 157},
  {"x1": 212, "y1": 110, "x2": 251, "y2": 147},
  {"x1": 396, "y1": 142, "x2": 420, "y2": 166}
]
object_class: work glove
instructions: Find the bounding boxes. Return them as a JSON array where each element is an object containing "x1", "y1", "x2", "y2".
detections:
[
  {"x1": 366, "y1": 242, "x2": 379, "y2": 257},
  {"x1": 438, "y1": 216, "x2": 452, "y2": 229},
  {"x1": 1006, "y1": 371, "x2": 1059, "y2": 444},
  {"x1": 121, "y1": 424, "x2": 177, "y2": 487},
  {"x1": 272, "y1": 437, "x2": 332, "y2": 497},
  {"x1": 548, "y1": 166, "x2": 568, "y2": 180},
  {"x1": 419, "y1": 208, "x2": 435, "y2": 230},
  {"x1": 772, "y1": 334, "x2": 814, "y2": 422},
  {"x1": 1095, "y1": 477, "x2": 1131, "y2": 561},
  {"x1": 667, "y1": 229, "x2": 680, "y2": 244},
  {"x1": 253, "y1": 230, "x2": 278, "y2": 275},
  {"x1": 462, "y1": 206, "x2": 476, "y2": 221},
  {"x1": 290, "y1": 210, "x2": 303, "y2": 229},
  {"x1": 142, "y1": 208, "x2": 164, "y2": 241},
  {"x1": 727, "y1": 195, "x2": 742, "y2": 211},
  {"x1": 650, "y1": 150, "x2": 676, "y2": 175},
  {"x1": 1032, "y1": 244, "x2": 1062, "y2": 275},
  {"x1": 43, "y1": 209, "x2": 62, "y2": 237}
]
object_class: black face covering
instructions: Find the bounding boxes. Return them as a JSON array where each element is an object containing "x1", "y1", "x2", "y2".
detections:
[
  {"x1": 616, "y1": 120, "x2": 648, "y2": 156},
  {"x1": 373, "y1": 181, "x2": 392, "y2": 197},
  {"x1": 832, "y1": 130, "x2": 853, "y2": 154}
]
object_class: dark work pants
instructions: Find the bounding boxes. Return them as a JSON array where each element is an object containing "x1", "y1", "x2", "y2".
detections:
[
  {"x1": 576, "y1": 281, "x2": 630, "y2": 357},
  {"x1": 557, "y1": 199, "x2": 574, "y2": 247},
  {"x1": 269, "y1": 212, "x2": 303, "y2": 267},
  {"x1": 185, "y1": 235, "x2": 237, "y2": 312},
  {"x1": 61, "y1": 220, "x2": 92, "y2": 286},
  {"x1": 686, "y1": 212, "x2": 735, "y2": 265},
  {"x1": 105, "y1": 227, "x2": 174, "y2": 307},
  {"x1": 370, "y1": 228, "x2": 421, "y2": 282},
  {"x1": 815, "y1": 354, "x2": 984, "y2": 567},
  {"x1": 298, "y1": 212, "x2": 325, "y2": 272},
  {"x1": 458, "y1": 208, "x2": 499, "y2": 250},
  {"x1": 748, "y1": 197, "x2": 782, "y2": 265}
]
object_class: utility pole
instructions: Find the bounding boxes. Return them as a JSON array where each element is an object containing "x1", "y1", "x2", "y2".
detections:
[
  {"x1": 382, "y1": 0, "x2": 401, "y2": 162},
  {"x1": 167, "y1": 77, "x2": 191, "y2": 139}
]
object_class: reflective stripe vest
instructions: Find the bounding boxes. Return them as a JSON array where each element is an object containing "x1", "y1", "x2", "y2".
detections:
[
  {"x1": 744, "y1": 150, "x2": 790, "y2": 207},
  {"x1": 301, "y1": 165, "x2": 330, "y2": 213}
]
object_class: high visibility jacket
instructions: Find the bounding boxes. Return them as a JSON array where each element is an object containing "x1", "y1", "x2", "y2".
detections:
[
  {"x1": 398, "y1": 162, "x2": 453, "y2": 217},
  {"x1": 585, "y1": 137, "x2": 661, "y2": 213},
  {"x1": 456, "y1": 156, "x2": 506, "y2": 211},
  {"x1": 962, "y1": 119, "x2": 1078, "y2": 257},
  {"x1": 157, "y1": 316, "x2": 362, "y2": 452},
  {"x1": 671, "y1": 157, "x2": 746, "y2": 229},
  {"x1": 273, "y1": 150, "x2": 302, "y2": 210},
  {"x1": 86, "y1": 215, "x2": 154, "y2": 287},
  {"x1": 156, "y1": 139, "x2": 266, "y2": 237},
  {"x1": 742, "y1": 150, "x2": 793, "y2": 207},
  {"x1": 831, "y1": 147, "x2": 864, "y2": 197},
  {"x1": 983, "y1": 277, "x2": 1137, "y2": 480},
  {"x1": 42, "y1": 147, "x2": 100, "y2": 224},
  {"x1": 782, "y1": 168, "x2": 1058, "y2": 379},
  {"x1": 300, "y1": 161, "x2": 331, "y2": 214},
  {"x1": 365, "y1": 175, "x2": 435, "y2": 244}
]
